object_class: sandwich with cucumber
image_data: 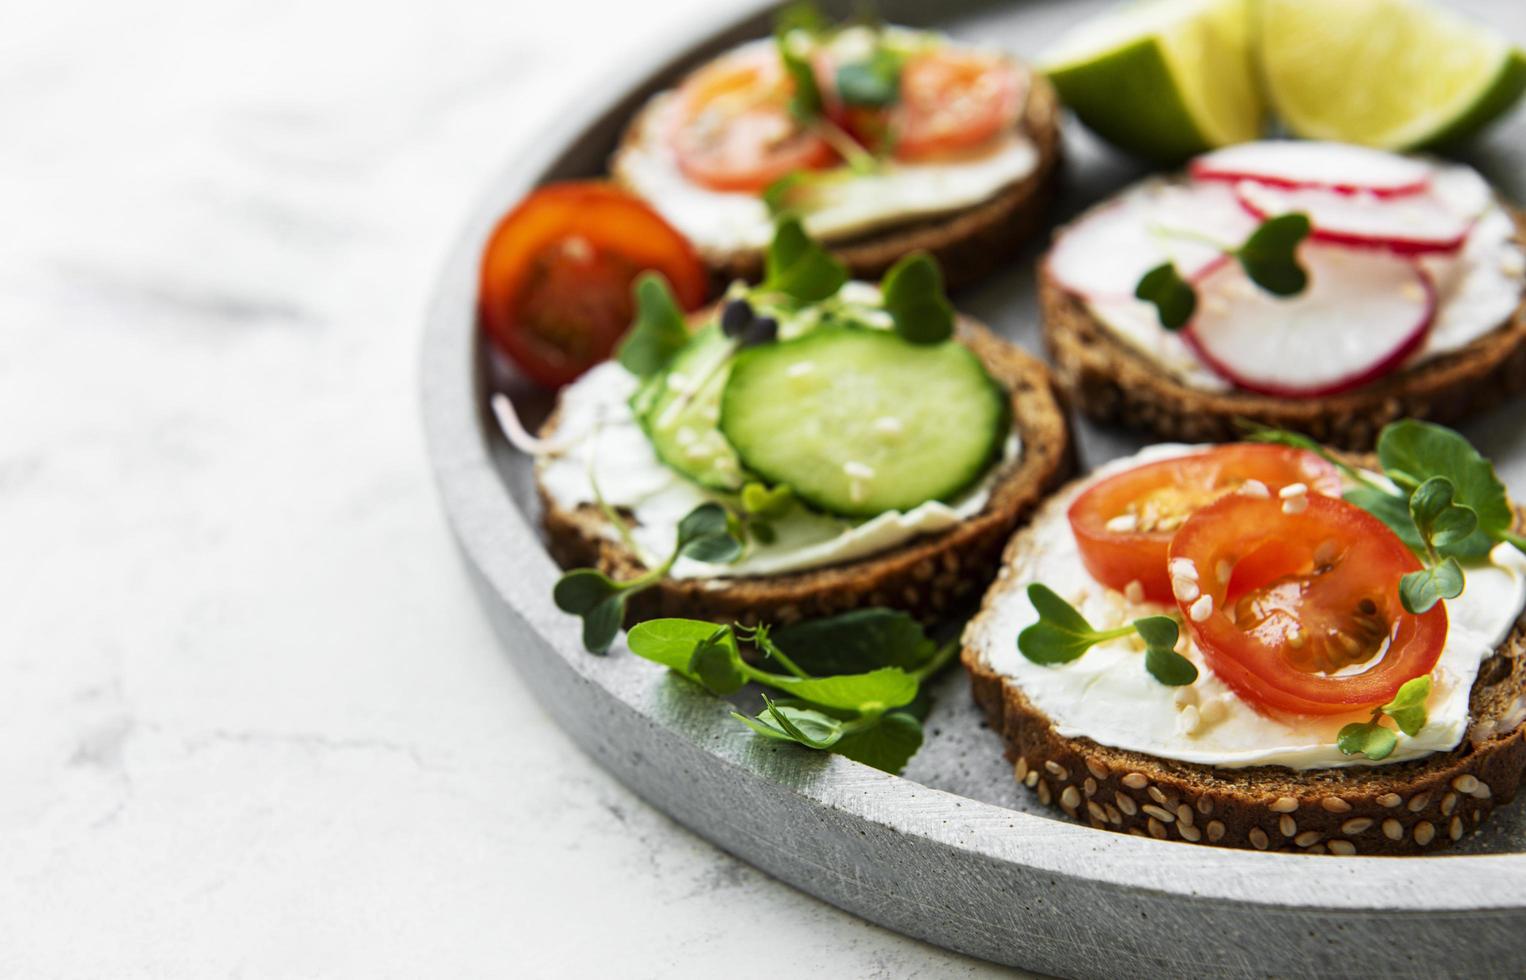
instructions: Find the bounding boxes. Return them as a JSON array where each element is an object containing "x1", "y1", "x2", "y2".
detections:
[{"x1": 518, "y1": 218, "x2": 1072, "y2": 651}]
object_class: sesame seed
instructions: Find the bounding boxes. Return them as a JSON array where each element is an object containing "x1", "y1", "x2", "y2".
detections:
[
  {"x1": 1083, "y1": 777, "x2": 1097, "y2": 798},
  {"x1": 1045, "y1": 760, "x2": 1069, "y2": 781},
  {"x1": 1106, "y1": 513, "x2": 1138, "y2": 533},
  {"x1": 1295, "y1": 830, "x2": 1323, "y2": 847},
  {"x1": 1024, "y1": 770, "x2": 1039, "y2": 788},
  {"x1": 1198, "y1": 698, "x2": 1228, "y2": 726},
  {"x1": 1305, "y1": 843, "x2": 1328, "y2": 855},
  {"x1": 1473, "y1": 782, "x2": 1492, "y2": 800},
  {"x1": 1148, "y1": 818, "x2": 1168, "y2": 839},
  {"x1": 1442, "y1": 793, "x2": 1458, "y2": 816},
  {"x1": 1168, "y1": 558, "x2": 1198, "y2": 581},
  {"x1": 1452, "y1": 774, "x2": 1480, "y2": 794},
  {"x1": 1142, "y1": 804, "x2": 1175, "y2": 824},
  {"x1": 1179, "y1": 824, "x2": 1202, "y2": 842},
  {"x1": 1383, "y1": 819, "x2": 1403, "y2": 841},
  {"x1": 1105, "y1": 804, "x2": 1123, "y2": 825},
  {"x1": 1189, "y1": 595, "x2": 1214, "y2": 622},
  {"x1": 1122, "y1": 772, "x2": 1149, "y2": 790},
  {"x1": 1321, "y1": 796, "x2": 1352, "y2": 814},
  {"x1": 1270, "y1": 796, "x2": 1299, "y2": 813},
  {"x1": 1087, "y1": 801, "x2": 1107, "y2": 823},
  {"x1": 785, "y1": 361, "x2": 816, "y2": 378},
  {"x1": 1148, "y1": 786, "x2": 1170, "y2": 806},
  {"x1": 1408, "y1": 792, "x2": 1431, "y2": 812},
  {"x1": 1377, "y1": 793, "x2": 1402, "y2": 808},
  {"x1": 1061, "y1": 786, "x2": 1082, "y2": 811},
  {"x1": 1282, "y1": 495, "x2": 1308, "y2": 515},
  {"x1": 1124, "y1": 580, "x2": 1145, "y2": 604},
  {"x1": 1414, "y1": 821, "x2": 1436, "y2": 846},
  {"x1": 1086, "y1": 758, "x2": 1110, "y2": 780},
  {"x1": 1328, "y1": 840, "x2": 1357, "y2": 856},
  {"x1": 1207, "y1": 820, "x2": 1226, "y2": 842},
  {"x1": 1341, "y1": 818, "x2": 1374, "y2": 835},
  {"x1": 1250, "y1": 828, "x2": 1270, "y2": 850},
  {"x1": 1115, "y1": 792, "x2": 1137, "y2": 817},
  {"x1": 1176, "y1": 804, "x2": 1194, "y2": 827},
  {"x1": 1240, "y1": 479, "x2": 1270, "y2": 498},
  {"x1": 871, "y1": 415, "x2": 903, "y2": 436},
  {"x1": 1014, "y1": 757, "x2": 1029, "y2": 781},
  {"x1": 1450, "y1": 817, "x2": 1464, "y2": 840},
  {"x1": 1176, "y1": 704, "x2": 1202, "y2": 737},
  {"x1": 1172, "y1": 576, "x2": 1201, "y2": 602},
  {"x1": 1037, "y1": 780, "x2": 1052, "y2": 806},
  {"x1": 1280, "y1": 815, "x2": 1297, "y2": 837},
  {"x1": 842, "y1": 460, "x2": 875, "y2": 480},
  {"x1": 1279, "y1": 482, "x2": 1308, "y2": 500},
  {"x1": 1197, "y1": 797, "x2": 1214, "y2": 816},
  {"x1": 1173, "y1": 685, "x2": 1199, "y2": 708}
]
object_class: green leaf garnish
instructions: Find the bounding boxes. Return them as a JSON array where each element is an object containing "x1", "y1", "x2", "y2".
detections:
[
  {"x1": 689, "y1": 628, "x2": 748, "y2": 695},
  {"x1": 765, "y1": 667, "x2": 919, "y2": 712},
  {"x1": 1384, "y1": 675, "x2": 1432, "y2": 737},
  {"x1": 1134, "y1": 262, "x2": 1197, "y2": 331},
  {"x1": 1019, "y1": 585, "x2": 1194, "y2": 686},
  {"x1": 1377, "y1": 420, "x2": 1514, "y2": 541},
  {"x1": 881, "y1": 251, "x2": 954, "y2": 344},
  {"x1": 774, "y1": 8, "x2": 825, "y2": 123},
  {"x1": 615, "y1": 273, "x2": 689, "y2": 378},
  {"x1": 1234, "y1": 212, "x2": 1311, "y2": 296},
  {"x1": 741, "y1": 481, "x2": 794, "y2": 520},
  {"x1": 626, "y1": 618, "x2": 716, "y2": 679},
  {"x1": 832, "y1": 711, "x2": 923, "y2": 773},
  {"x1": 676, "y1": 502, "x2": 745, "y2": 564},
  {"x1": 738, "y1": 695, "x2": 846, "y2": 749},
  {"x1": 764, "y1": 215, "x2": 849, "y2": 303},
  {"x1": 836, "y1": 46, "x2": 903, "y2": 107},
  {"x1": 768, "y1": 608, "x2": 937, "y2": 675},
  {"x1": 1400, "y1": 558, "x2": 1464, "y2": 614},
  {"x1": 1408, "y1": 476, "x2": 1479, "y2": 552},
  {"x1": 1336, "y1": 721, "x2": 1399, "y2": 761},
  {"x1": 1337, "y1": 674, "x2": 1432, "y2": 760}
]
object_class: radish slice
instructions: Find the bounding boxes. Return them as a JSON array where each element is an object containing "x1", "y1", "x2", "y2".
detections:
[
  {"x1": 1191, "y1": 142, "x2": 1431, "y2": 197},
  {"x1": 1184, "y1": 245, "x2": 1436, "y2": 397},
  {"x1": 1237, "y1": 181, "x2": 1472, "y2": 255},
  {"x1": 1048, "y1": 182, "x2": 1257, "y2": 300}
]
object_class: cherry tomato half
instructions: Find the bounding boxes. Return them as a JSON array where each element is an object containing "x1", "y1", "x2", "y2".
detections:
[
  {"x1": 883, "y1": 49, "x2": 1023, "y2": 161},
  {"x1": 669, "y1": 47, "x2": 836, "y2": 193},
  {"x1": 1170, "y1": 493, "x2": 1446, "y2": 716},
  {"x1": 1067, "y1": 445, "x2": 1342, "y2": 604},
  {"x1": 478, "y1": 182, "x2": 707, "y2": 388}
]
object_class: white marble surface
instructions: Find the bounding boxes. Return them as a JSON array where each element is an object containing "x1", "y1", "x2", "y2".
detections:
[{"x1": 0, "y1": 0, "x2": 1027, "y2": 976}]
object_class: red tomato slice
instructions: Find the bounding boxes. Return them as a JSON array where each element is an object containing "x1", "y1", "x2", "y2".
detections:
[
  {"x1": 885, "y1": 49, "x2": 1023, "y2": 160},
  {"x1": 1067, "y1": 445, "x2": 1341, "y2": 604},
  {"x1": 669, "y1": 47, "x2": 836, "y2": 193},
  {"x1": 1170, "y1": 493, "x2": 1446, "y2": 716},
  {"x1": 478, "y1": 182, "x2": 707, "y2": 388}
]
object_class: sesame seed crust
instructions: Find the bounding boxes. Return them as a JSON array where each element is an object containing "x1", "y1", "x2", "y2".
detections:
[
  {"x1": 962, "y1": 495, "x2": 1526, "y2": 855},
  {"x1": 1037, "y1": 204, "x2": 1526, "y2": 451},
  {"x1": 538, "y1": 320, "x2": 1073, "y2": 628}
]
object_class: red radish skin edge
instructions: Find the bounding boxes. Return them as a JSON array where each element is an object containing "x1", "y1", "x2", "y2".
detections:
[
  {"x1": 1190, "y1": 163, "x2": 1431, "y2": 199},
  {"x1": 1234, "y1": 188, "x2": 1473, "y2": 256},
  {"x1": 1181, "y1": 265, "x2": 1439, "y2": 398}
]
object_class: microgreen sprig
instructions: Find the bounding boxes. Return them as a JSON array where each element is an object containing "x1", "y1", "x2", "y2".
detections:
[
  {"x1": 626, "y1": 607, "x2": 959, "y2": 773},
  {"x1": 1018, "y1": 584, "x2": 1197, "y2": 687},
  {"x1": 1336, "y1": 675, "x2": 1432, "y2": 761},
  {"x1": 1245, "y1": 419, "x2": 1525, "y2": 614},
  {"x1": 553, "y1": 503, "x2": 744, "y2": 654},
  {"x1": 1136, "y1": 213, "x2": 1312, "y2": 330}
]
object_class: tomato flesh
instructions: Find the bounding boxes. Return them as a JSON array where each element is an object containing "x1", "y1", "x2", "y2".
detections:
[
  {"x1": 478, "y1": 182, "x2": 707, "y2": 388},
  {"x1": 1170, "y1": 493, "x2": 1446, "y2": 716},
  {"x1": 1067, "y1": 445, "x2": 1342, "y2": 603},
  {"x1": 670, "y1": 47, "x2": 836, "y2": 192},
  {"x1": 884, "y1": 50, "x2": 1023, "y2": 160}
]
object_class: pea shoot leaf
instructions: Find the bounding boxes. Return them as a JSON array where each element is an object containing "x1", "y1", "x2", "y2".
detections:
[
  {"x1": 774, "y1": 18, "x2": 824, "y2": 122},
  {"x1": 1134, "y1": 262, "x2": 1197, "y2": 331},
  {"x1": 676, "y1": 502, "x2": 744, "y2": 564},
  {"x1": 1408, "y1": 476, "x2": 1480, "y2": 551},
  {"x1": 689, "y1": 629, "x2": 747, "y2": 695},
  {"x1": 1337, "y1": 721, "x2": 1398, "y2": 761},
  {"x1": 626, "y1": 618, "x2": 717, "y2": 679},
  {"x1": 552, "y1": 569, "x2": 629, "y2": 654},
  {"x1": 770, "y1": 607, "x2": 937, "y2": 674},
  {"x1": 1383, "y1": 675, "x2": 1432, "y2": 737},
  {"x1": 1400, "y1": 558, "x2": 1464, "y2": 614},
  {"x1": 615, "y1": 273, "x2": 689, "y2": 378},
  {"x1": 767, "y1": 667, "x2": 919, "y2": 712},
  {"x1": 1235, "y1": 213, "x2": 1311, "y2": 296},
  {"x1": 736, "y1": 696, "x2": 846, "y2": 749},
  {"x1": 1137, "y1": 617, "x2": 1196, "y2": 686},
  {"x1": 1377, "y1": 420, "x2": 1513, "y2": 538},
  {"x1": 881, "y1": 251, "x2": 954, "y2": 344},
  {"x1": 764, "y1": 215, "x2": 848, "y2": 303},
  {"x1": 836, "y1": 47, "x2": 903, "y2": 107},
  {"x1": 1018, "y1": 584, "x2": 1106, "y2": 665},
  {"x1": 741, "y1": 482, "x2": 794, "y2": 519},
  {"x1": 832, "y1": 711, "x2": 924, "y2": 774}
]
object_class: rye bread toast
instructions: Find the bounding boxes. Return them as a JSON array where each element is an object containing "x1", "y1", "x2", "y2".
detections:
[
  {"x1": 962, "y1": 473, "x2": 1526, "y2": 855},
  {"x1": 537, "y1": 319, "x2": 1073, "y2": 627}
]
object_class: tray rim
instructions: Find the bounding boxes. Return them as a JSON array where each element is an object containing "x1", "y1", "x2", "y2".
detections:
[{"x1": 420, "y1": 0, "x2": 1526, "y2": 972}]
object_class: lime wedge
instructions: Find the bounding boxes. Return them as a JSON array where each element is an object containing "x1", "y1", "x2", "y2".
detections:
[
  {"x1": 1039, "y1": 0, "x2": 1263, "y2": 162},
  {"x1": 1260, "y1": 0, "x2": 1526, "y2": 150}
]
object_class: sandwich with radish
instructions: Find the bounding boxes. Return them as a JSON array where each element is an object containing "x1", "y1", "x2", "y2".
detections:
[{"x1": 1041, "y1": 140, "x2": 1526, "y2": 448}]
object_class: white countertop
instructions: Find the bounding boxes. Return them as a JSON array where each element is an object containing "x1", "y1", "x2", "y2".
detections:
[{"x1": 0, "y1": 0, "x2": 1018, "y2": 975}]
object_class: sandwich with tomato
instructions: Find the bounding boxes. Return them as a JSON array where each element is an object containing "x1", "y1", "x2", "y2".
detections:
[
  {"x1": 962, "y1": 425, "x2": 1526, "y2": 853},
  {"x1": 611, "y1": 3, "x2": 1061, "y2": 289},
  {"x1": 514, "y1": 218, "x2": 1071, "y2": 653},
  {"x1": 1040, "y1": 141, "x2": 1526, "y2": 449}
]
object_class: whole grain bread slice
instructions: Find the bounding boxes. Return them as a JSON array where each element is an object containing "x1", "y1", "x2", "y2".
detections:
[
  {"x1": 1039, "y1": 208, "x2": 1526, "y2": 451},
  {"x1": 537, "y1": 319, "x2": 1073, "y2": 627},
  {"x1": 612, "y1": 72, "x2": 1063, "y2": 292},
  {"x1": 962, "y1": 476, "x2": 1526, "y2": 855}
]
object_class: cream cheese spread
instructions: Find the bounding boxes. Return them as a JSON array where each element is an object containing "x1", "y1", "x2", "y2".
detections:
[{"x1": 965, "y1": 444, "x2": 1526, "y2": 770}]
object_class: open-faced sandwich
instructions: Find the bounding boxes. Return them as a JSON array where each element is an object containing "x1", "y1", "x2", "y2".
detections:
[
  {"x1": 962, "y1": 424, "x2": 1526, "y2": 853},
  {"x1": 612, "y1": 4, "x2": 1061, "y2": 289},
  {"x1": 1041, "y1": 141, "x2": 1526, "y2": 449},
  {"x1": 515, "y1": 219, "x2": 1071, "y2": 652}
]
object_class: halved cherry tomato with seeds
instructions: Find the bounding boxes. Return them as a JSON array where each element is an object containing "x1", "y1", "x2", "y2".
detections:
[
  {"x1": 880, "y1": 49, "x2": 1024, "y2": 161},
  {"x1": 669, "y1": 47, "x2": 836, "y2": 192},
  {"x1": 1169, "y1": 493, "x2": 1446, "y2": 716},
  {"x1": 1067, "y1": 445, "x2": 1341, "y2": 603},
  {"x1": 478, "y1": 182, "x2": 707, "y2": 388}
]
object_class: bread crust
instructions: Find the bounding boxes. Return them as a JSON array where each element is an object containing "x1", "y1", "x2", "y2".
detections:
[
  {"x1": 1039, "y1": 208, "x2": 1526, "y2": 451},
  {"x1": 611, "y1": 70, "x2": 1063, "y2": 292},
  {"x1": 537, "y1": 319, "x2": 1073, "y2": 627},
  {"x1": 961, "y1": 478, "x2": 1526, "y2": 855}
]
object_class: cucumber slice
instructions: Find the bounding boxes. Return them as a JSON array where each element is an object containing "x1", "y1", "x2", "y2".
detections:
[
  {"x1": 720, "y1": 326, "x2": 1007, "y2": 518},
  {"x1": 632, "y1": 324, "x2": 745, "y2": 491}
]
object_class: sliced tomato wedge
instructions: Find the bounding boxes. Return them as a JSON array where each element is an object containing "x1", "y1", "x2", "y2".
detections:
[
  {"x1": 880, "y1": 49, "x2": 1023, "y2": 160},
  {"x1": 669, "y1": 47, "x2": 836, "y2": 193},
  {"x1": 1170, "y1": 493, "x2": 1446, "y2": 716},
  {"x1": 1067, "y1": 445, "x2": 1341, "y2": 603},
  {"x1": 478, "y1": 182, "x2": 707, "y2": 388}
]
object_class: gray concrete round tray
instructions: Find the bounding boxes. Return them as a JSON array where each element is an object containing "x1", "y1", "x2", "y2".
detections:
[{"x1": 421, "y1": 1, "x2": 1526, "y2": 975}]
